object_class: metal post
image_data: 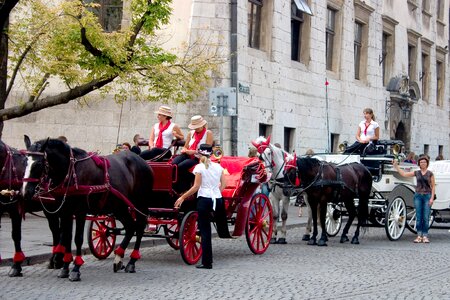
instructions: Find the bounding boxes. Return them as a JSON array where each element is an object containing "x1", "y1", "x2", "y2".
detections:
[
  {"x1": 218, "y1": 94, "x2": 227, "y2": 147},
  {"x1": 325, "y1": 78, "x2": 330, "y2": 153}
]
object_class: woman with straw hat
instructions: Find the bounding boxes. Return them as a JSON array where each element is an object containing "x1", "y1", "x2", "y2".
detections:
[
  {"x1": 140, "y1": 105, "x2": 184, "y2": 161},
  {"x1": 172, "y1": 115, "x2": 214, "y2": 191}
]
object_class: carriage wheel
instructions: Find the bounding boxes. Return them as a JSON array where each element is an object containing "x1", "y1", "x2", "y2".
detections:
[
  {"x1": 179, "y1": 211, "x2": 202, "y2": 265},
  {"x1": 87, "y1": 216, "x2": 116, "y2": 260},
  {"x1": 325, "y1": 203, "x2": 342, "y2": 237},
  {"x1": 385, "y1": 197, "x2": 407, "y2": 241},
  {"x1": 406, "y1": 209, "x2": 435, "y2": 234},
  {"x1": 368, "y1": 191, "x2": 386, "y2": 226},
  {"x1": 164, "y1": 222, "x2": 180, "y2": 250},
  {"x1": 245, "y1": 193, "x2": 273, "y2": 254}
]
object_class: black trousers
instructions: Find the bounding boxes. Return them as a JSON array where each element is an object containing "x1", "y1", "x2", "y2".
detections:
[
  {"x1": 172, "y1": 154, "x2": 198, "y2": 192},
  {"x1": 344, "y1": 141, "x2": 377, "y2": 155},
  {"x1": 140, "y1": 148, "x2": 172, "y2": 161},
  {"x1": 197, "y1": 196, "x2": 223, "y2": 266}
]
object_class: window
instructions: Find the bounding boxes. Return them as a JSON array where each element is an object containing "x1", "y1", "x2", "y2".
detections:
[
  {"x1": 284, "y1": 127, "x2": 295, "y2": 152},
  {"x1": 408, "y1": 45, "x2": 416, "y2": 81},
  {"x1": 326, "y1": 7, "x2": 336, "y2": 71},
  {"x1": 248, "y1": 0, "x2": 263, "y2": 49},
  {"x1": 439, "y1": 145, "x2": 444, "y2": 156},
  {"x1": 436, "y1": 47, "x2": 447, "y2": 107},
  {"x1": 381, "y1": 16, "x2": 397, "y2": 86},
  {"x1": 354, "y1": 22, "x2": 363, "y2": 80},
  {"x1": 291, "y1": 2, "x2": 304, "y2": 62},
  {"x1": 424, "y1": 144, "x2": 429, "y2": 156},
  {"x1": 353, "y1": 1, "x2": 373, "y2": 81},
  {"x1": 407, "y1": 30, "x2": 420, "y2": 82},
  {"x1": 436, "y1": 60, "x2": 444, "y2": 106},
  {"x1": 437, "y1": 0, "x2": 444, "y2": 21},
  {"x1": 330, "y1": 133, "x2": 339, "y2": 153},
  {"x1": 422, "y1": 0, "x2": 430, "y2": 14},
  {"x1": 86, "y1": 0, "x2": 123, "y2": 32},
  {"x1": 259, "y1": 123, "x2": 272, "y2": 138},
  {"x1": 421, "y1": 52, "x2": 429, "y2": 102}
]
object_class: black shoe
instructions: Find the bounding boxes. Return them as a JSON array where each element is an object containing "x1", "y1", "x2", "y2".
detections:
[
  {"x1": 277, "y1": 238, "x2": 287, "y2": 244},
  {"x1": 196, "y1": 264, "x2": 212, "y2": 269}
]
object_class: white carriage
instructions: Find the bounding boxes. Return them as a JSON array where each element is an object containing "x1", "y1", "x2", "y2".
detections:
[{"x1": 316, "y1": 140, "x2": 450, "y2": 241}]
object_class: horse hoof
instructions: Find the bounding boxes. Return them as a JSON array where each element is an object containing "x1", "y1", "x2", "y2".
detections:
[
  {"x1": 69, "y1": 271, "x2": 81, "y2": 282},
  {"x1": 307, "y1": 239, "x2": 317, "y2": 246},
  {"x1": 48, "y1": 258, "x2": 55, "y2": 269},
  {"x1": 125, "y1": 263, "x2": 136, "y2": 273},
  {"x1": 54, "y1": 259, "x2": 64, "y2": 269},
  {"x1": 351, "y1": 237, "x2": 360, "y2": 245},
  {"x1": 277, "y1": 238, "x2": 287, "y2": 244},
  {"x1": 301, "y1": 234, "x2": 310, "y2": 241},
  {"x1": 270, "y1": 238, "x2": 277, "y2": 244},
  {"x1": 340, "y1": 236, "x2": 349, "y2": 243},
  {"x1": 113, "y1": 261, "x2": 124, "y2": 273},
  {"x1": 317, "y1": 240, "x2": 328, "y2": 247},
  {"x1": 58, "y1": 268, "x2": 70, "y2": 278},
  {"x1": 8, "y1": 267, "x2": 23, "y2": 277}
]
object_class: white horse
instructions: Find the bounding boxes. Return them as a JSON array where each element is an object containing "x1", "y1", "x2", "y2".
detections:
[{"x1": 252, "y1": 136, "x2": 292, "y2": 244}]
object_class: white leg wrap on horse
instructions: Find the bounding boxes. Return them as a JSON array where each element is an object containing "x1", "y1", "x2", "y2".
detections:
[{"x1": 114, "y1": 254, "x2": 122, "y2": 264}]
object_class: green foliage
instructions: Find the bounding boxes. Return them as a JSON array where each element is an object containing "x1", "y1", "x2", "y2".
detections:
[{"x1": 5, "y1": 0, "x2": 222, "y2": 113}]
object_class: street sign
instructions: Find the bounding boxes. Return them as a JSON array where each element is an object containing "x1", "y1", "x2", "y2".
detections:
[{"x1": 208, "y1": 87, "x2": 237, "y2": 116}]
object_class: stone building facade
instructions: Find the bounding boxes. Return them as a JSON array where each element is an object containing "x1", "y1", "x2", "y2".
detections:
[{"x1": 4, "y1": 0, "x2": 449, "y2": 159}]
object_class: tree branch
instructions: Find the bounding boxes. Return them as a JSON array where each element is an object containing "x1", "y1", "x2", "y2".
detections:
[
  {"x1": 80, "y1": 27, "x2": 116, "y2": 67},
  {"x1": 28, "y1": 72, "x2": 50, "y2": 102},
  {"x1": 0, "y1": 76, "x2": 116, "y2": 120}
]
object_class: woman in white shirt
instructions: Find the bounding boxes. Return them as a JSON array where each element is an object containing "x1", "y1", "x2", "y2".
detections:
[
  {"x1": 344, "y1": 108, "x2": 380, "y2": 154},
  {"x1": 140, "y1": 105, "x2": 184, "y2": 160},
  {"x1": 174, "y1": 144, "x2": 226, "y2": 269}
]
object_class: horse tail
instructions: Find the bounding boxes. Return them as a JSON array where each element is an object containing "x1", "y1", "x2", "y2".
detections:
[{"x1": 357, "y1": 167, "x2": 372, "y2": 228}]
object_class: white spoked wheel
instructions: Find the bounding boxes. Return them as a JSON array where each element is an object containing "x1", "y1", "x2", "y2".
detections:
[
  {"x1": 325, "y1": 203, "x2": 342, "y2": 237},
  {"x1": 406, "y1": 209, "x2": 435, "y2": 234},
  {"x1": 385, "y1": 197, "x2": 407, "y2": 241}
]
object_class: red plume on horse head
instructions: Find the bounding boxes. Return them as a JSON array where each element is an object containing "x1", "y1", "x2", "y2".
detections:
[{"x1": 251, "y1": 135, "x2": 271, "y2": 154}]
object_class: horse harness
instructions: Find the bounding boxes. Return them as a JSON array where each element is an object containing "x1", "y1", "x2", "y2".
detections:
[
  {"x1": 0, "y1": 145, "x2": 23, "y2": 205},
  {"x1": 24, "y1": 148, "x2": 139, "y2": 218},
  {"x1": 299, "y1": 161, "x2": 359, "y2": 201}
]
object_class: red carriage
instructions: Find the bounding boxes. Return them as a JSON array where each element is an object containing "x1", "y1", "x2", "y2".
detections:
[{"x1": 87, "y1": 154, "x2": 274, "y2": 265}]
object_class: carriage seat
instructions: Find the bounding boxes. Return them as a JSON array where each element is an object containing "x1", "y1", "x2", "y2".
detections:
[
  {"x1": 147, "y1": 161, "x2": 176, "y2": 192},
  {"x1": 218, "y1": 156, "x2": 260, "y2": 198}
]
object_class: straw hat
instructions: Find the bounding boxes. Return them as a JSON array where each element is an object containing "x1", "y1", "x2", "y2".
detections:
[
  {"x1": 188, "y1": 115, "x2": 207, "y2": 130},
  {"x1": 154, "y1": 106, "x2": 172, "y2": 118}
]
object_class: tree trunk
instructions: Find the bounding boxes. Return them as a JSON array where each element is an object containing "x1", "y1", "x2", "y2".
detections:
[{"x1": 0, "y1": 19, "x2": 8, "y2": 139}]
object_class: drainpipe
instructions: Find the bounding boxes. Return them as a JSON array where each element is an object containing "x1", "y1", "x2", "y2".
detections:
[{"x1": 230, "y1": 0, "x2": 238, "y2": 156}]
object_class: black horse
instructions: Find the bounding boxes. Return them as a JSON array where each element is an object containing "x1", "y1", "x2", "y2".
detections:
[
  {"x1": 22, "y1": 137, "x2": 153, "y2": 281},
  {"x1": 0, "y1": 140, "x2": 64, "y2": 277},
  {"x1": 285, "y1": 156, "x2": 371, "y2": 246}
]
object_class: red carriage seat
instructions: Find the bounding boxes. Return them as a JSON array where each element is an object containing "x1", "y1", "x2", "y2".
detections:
[{"x1": 216, "y1": 156, "x2": 260, "y2": 198}]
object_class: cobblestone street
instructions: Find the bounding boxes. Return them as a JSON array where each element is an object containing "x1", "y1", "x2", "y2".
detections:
[{"x1": 1, "y1": 224, "x2": 449, "y2": 300}]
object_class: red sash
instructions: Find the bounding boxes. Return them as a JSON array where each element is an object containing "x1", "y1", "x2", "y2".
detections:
[
  {"x1": 189, "y1": 128, "x2": 206, "y2": 151},
  {"x1": 156, "y1": 121, "x2": 171, "y2": 148}
]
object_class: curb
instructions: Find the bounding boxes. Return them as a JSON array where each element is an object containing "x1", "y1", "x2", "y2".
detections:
[{"x1": 0, "y1": 221, "x2": 307, "y2": 267}]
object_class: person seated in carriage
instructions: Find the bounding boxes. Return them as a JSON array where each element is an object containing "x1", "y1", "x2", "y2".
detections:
[
  {"x1": 172, "y1": 115, "x2": 214, "y2": 192},
  {"x1": 344, "y1": 107, "x2": 380, "y2": 155},
  {"x1": 140, "y1": 105, "x2": 184, "y2": 161}
]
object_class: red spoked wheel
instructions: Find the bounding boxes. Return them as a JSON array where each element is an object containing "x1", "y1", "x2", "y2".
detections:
[
  {"x1": 164, "y1": 222, "x2": 180, "y2": 250},
  {"x1": 245, "y1": 193, "x2": 273, "y2": 254},
  {"x1": 87, "y1": 216, "x2": 116, "y2": 260},
  {"x1": 179, "y1": 211, "x2": 202, "y2": 265}
]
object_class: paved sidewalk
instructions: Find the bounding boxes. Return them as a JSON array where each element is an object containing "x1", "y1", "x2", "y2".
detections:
[{"x1": 0, "y1": 202, "x2": 307, "y2": 266}]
